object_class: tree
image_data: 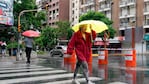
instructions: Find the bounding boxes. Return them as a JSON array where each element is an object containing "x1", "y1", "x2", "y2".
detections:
[
  {"x1": 13, "y1": 0, "x2": 46, "y2": 31},
  {"x1": 35, "y1": 26, "x2": 58, "y2": 50},
  {"x1": 56, "y1": 21, "x2": 73, "y2": 40},
  {"x1": 79, "y1": 11, "x2": 116, "y2": 39}
]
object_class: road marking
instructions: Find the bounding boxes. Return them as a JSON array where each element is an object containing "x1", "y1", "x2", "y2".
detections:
[
  {"x1": 0, "y1": 65, "x2": 43, "y2": 70},
  {"x1": 0, "y1": 68, "x2": 54, "y2": 73},
  {"x1": 0, "y1": 73, "x2": 82, "y2": 84},
  {"x1": 108, "y1": 82, "x2": 128, "y2": 84},
  {"x1": 0, "y1": 70, "x2": 66, "y2": 78},
  {"x1": 0, "y1": 65, "x2": 103, "y2": 84},
  {"x1": 43, "y1": 77, "x2": 102, "y2": 84}
]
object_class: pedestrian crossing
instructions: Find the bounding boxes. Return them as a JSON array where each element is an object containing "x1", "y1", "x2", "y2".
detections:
[
  {"x1": 0, "y1": 64, "x2": 102, "y2": 84},
  {"x1": 0, "y1": 64, "x2": 130, "y2": 84}
]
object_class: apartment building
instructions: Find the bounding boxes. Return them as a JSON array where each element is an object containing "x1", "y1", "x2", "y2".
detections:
[
  {"x1": 79, "y1": 0, "x2": 149, "y2": 53},
  {"x1": 69, "y1": 0, "x2": 79, "y2": 26},
  {"x1": 40, "y1": 0, "x2": 149, "y2": 53},
  {"x1": 80, "y1": 0, "x2": 98, "y2": 15},
  {"x1": 98, "y1": 0, "x2": 149, "y2": 53},
  {"x1": 41, "y1": 0, "x2": 70, "y2": 26}
]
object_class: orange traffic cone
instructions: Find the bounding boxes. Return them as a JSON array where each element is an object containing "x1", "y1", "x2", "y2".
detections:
[
  {"x1": 88, "y1": 50, "x2": 93, "y2": 64},
  {"x1": 64, "y1": 50, "x2": 76, "y2": 64},
  {"x1": 98, "y1": 49, "x2": 108, "y2": 65},
  {"x1": 125, "y1": 50, "x2": 136, "y2": 67}
]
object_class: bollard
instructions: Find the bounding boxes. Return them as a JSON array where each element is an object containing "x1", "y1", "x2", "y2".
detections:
[
  {"x1": 88, "y1": 50, "x2": 93, "y2": 64},
  {"x1": 98, "y1": 49, "x2": 108, "y2": 65},
  {"x1": 125, "y1": 50, "x2": 136, "y2": 67},
  {"x1": 64, "y1": 50, "x2": 76, "y2": 64}
]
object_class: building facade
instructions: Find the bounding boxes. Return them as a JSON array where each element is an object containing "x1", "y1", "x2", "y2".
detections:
[
  {"x1": 69, "y1": 0, "x2": 79, "y2": 26},
  {"x1": 98, "y1": 0, "x2": 149, "y2": 53},
  {"x1": 40, "y1": 0, "x2": 149, "y2": 53},
  {"x1": 41, "y1": 0, "x2": 70, "y2": 27}
]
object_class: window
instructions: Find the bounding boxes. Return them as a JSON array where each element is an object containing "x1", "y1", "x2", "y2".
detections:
[{"x1": 145, "y1": 15, "x2": 149, "y2": 25}]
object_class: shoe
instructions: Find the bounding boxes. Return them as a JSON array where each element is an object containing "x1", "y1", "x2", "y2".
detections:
[
  {"x1": 26, "y1": 61, "x2": 30, "y2": 64},
  {"x1": 87, "y1": 81, "x2": 95, "y2": 84},
  {"x1": 72, "y1": 79, "x2": 80, "y2": 84}
]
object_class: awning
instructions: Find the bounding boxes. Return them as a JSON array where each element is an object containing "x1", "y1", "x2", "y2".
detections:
[{"x1": 143, "y1": 34, "x2": 149, "y2": 41}]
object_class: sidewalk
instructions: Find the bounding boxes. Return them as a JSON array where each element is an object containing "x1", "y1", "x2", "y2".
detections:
[
  {"x1": 0, "y1": 54, "x2": 39, "y2": 68},
  {"x1": 0, "y1": 56, "x2": 18, "y2": 68}
]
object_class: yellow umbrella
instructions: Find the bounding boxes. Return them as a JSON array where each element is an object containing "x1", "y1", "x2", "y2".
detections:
[{"x1": 72, "y1": 20, "x2": 108, "y2": 33}]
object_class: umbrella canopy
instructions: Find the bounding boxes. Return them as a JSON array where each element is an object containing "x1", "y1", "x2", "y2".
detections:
[
  {"x1": 0, "y1": 41, "x2": 2, "y2": 45},
  {"x1": 72, "y1": 20, "x2": 108, "y2": 33},
  {"x1": 22, "y1": 30, "x2": 40, "y2": 37}
]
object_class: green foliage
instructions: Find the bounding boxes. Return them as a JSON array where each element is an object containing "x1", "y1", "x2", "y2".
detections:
[
  {"x1": 13, "y1": 0, "x2": 46, "y2": 31},
  {"x1": 7, "y1": 41, "x2": 23, "y2": 49},
  {"x1": 35, "y1": 26, "x2": 58, "y2": 49},
  {"x1": 56, "y1": 21, "x2": 73, "y2": 40},
  {"x1": 37, "y1": 50, "x2": 45, "y2": 54},
  {"x1": 79, "y1": 11, "x2": 116, "y2": 39},
  {"x1": 67, "y1": 28, "x2": 74, "y2": 39}
]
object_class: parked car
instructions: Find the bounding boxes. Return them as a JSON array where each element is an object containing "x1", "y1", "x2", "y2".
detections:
[{"x1": 49, "y1": 40, "x2": 68, "y2": 57}]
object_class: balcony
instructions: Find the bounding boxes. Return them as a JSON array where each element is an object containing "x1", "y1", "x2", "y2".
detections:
[
  {"x1": 144, "y1": 0, "x2": 149, "y2": 2},
  {"x1": 119, "y1": 1, "x2": 135, "y2": 7}
]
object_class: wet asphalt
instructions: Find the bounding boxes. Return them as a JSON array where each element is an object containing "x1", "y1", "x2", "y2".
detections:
[
  {"x1": 38, "y1": 54, "x2": 149, "y2": 84},
  {"x1": 0, "y1": 53, "x2": 149, "y2": 84}
]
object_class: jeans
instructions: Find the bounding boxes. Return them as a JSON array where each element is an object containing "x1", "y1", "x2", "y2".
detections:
[{"x1": 73, "y1": 61, "x2": 89, "y2": 82}]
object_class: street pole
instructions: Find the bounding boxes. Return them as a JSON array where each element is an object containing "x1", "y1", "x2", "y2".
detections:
[
  {"x1": 131, "y1": 21, "x2": 135, "y2": 49},
  {"x1": 132, "y1": 27, "x2": 135, "y2": 49},
  {"x1": 17, "y1": 9, "x2": 37, "y2": 61},
  {"x1": 111, "y1": 1, "x2": 113, "y2": 20}
]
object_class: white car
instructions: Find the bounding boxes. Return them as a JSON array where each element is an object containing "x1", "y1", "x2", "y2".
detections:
[
  {"x1": 49, "y1": 40, "x2": 68, "y2": 57},
  {"x1": 49, "y1": 45, "x2": 67, "y2": 57}
]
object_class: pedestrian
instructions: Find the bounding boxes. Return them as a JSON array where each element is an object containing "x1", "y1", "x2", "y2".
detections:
[
  {"x1": 67, "y1": 24, "x2": 96, "y2": 84},
  {"x1": 1, "y1": 41, "x2": 7, "y2": 57},
  {"x1": 0, "y1": 40, "x2": 2, "y2": 54},
  {"x1": 23, "y1": 37, "x2": 34, "y2": 64}
]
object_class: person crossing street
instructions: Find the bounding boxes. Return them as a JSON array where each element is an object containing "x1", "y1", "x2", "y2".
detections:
[
  {"x1": 23, "y1": 37, "x2": 34, "y2": 64},
  {"x1": 67, "y1": 24, "x2": 96, "y2": 84}
]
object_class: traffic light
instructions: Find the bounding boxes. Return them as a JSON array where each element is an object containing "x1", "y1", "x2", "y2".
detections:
[{"x1": 18, "y1": 25, "x2": 21, "y2": 32}]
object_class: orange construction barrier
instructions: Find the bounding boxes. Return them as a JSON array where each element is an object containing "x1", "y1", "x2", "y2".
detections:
[
  {"x1": 98, "y1": 49, "x2": 108, "y2": 65},
  {"x1": 88, "y1": 50, "x2": 93, "y2": 64},
  {"x1": 64, "y1": 50, "x2": 76, "y2": 64},
  {"x1": 125, "y1": 69, "x2": 136, "y2": 84},
  {"x1": 125, "y1": 49, "x2": 136, "y2": 67}
]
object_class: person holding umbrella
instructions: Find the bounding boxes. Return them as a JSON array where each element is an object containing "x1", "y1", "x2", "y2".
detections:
[
  {"x1": 22, "y1": 30, "x2": 40, "y2": 64},
  {"x1": 67, "y1": 24, "x2": 96, "y2": 84},
  {"x1": 23, "y1": 37, "x2": 34, "y2": 64}
]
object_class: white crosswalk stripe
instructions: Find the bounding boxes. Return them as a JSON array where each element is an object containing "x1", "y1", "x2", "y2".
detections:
[
  {"x1": 0, "y1": 65, "x2": 43, "y2": 70},
  {"x1": 43, "y1": 77, "x2": 102, "y2": 84},
  {"x1": 108, "y1": 82, "x2": 128, "y2": 84},
  {"x1": 0, "y1": 65, "x2": 102, "y2": 84},
  {"x1": 0, "y1": 73, "x2": 79, "y2": 83},
  {"x1": 0, "y1": 67, "x2": 54, "y2": 73},
  {"x1": 0, "y1": 70, "x2": 66, "y2": 78}
]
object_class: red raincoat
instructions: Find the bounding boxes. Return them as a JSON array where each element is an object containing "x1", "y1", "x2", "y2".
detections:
[{"x1": 67, "y1": 30, "x2": 96, "y2": 62}]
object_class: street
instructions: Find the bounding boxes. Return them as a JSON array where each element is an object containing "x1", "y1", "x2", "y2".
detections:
[{"x1": 0, "y1": 54, "x2": 149, "y2": 84}]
